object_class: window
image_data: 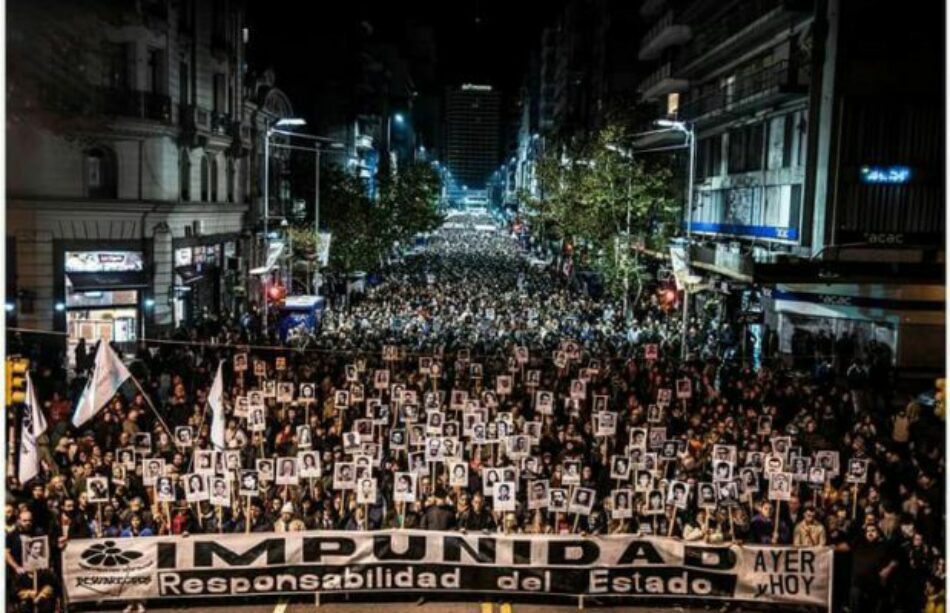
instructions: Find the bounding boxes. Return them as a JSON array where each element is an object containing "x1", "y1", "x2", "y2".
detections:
[
  {"x1": 728, "y1": 129, "x2": 746, "y2": 173},
  {"x1": 227, "y1": 158, "x2": 235, "y2": 203},
  {"x1": 210, "y1": 158, "x2": 219, "y2": 202},
  {"x1": 728, "y1": 124, "x2": 764, "y2": 173},
  {"x1": 201, "y1": 156, "x2": 210, "y2": 202},
  {"x1": 179, "y1": 62, "x2": 189, "y2": 107},
  {"x1": 180, "y1": 151, "x2": 191, "y2": 201},
  {"x1": 782, "y1": 114, "x2": 794, "y2": 168},
  {"x1": 213, "y1": 73, "x2": 225, "y2": 114},
  {"x1": 84, "y1": 148, "x2": 117, "y2": 199},
  {"x1": 666, "y1": 92, "x2": 679, "y2": 117},
  {"x1": 104, "y1": 43, "x2": 130, "y2": 90},
  {"x1": 147, "y1": 48, "x2": 163, "y2": 94}
]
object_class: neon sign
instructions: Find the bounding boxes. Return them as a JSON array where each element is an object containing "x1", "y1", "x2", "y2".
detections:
[{"x1": 859, "y1": 165, "x2": 912, "y2": 184}]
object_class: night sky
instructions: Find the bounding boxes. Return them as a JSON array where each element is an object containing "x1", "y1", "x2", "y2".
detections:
[{"x1": 246, "y1": 0, "x2": 551, "y2": 114}]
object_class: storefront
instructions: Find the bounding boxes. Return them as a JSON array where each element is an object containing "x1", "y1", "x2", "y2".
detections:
[
  {"x1": 172, "y1": 235, "x2": 239, "y2": 326},
  {"x1": 767, "y1": 283, "x2": 945, "y2": 370},
  {"x1": 62, "y1": 249, "x2": 147, "y2": 363}
]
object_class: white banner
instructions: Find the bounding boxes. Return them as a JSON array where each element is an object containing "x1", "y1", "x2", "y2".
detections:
[{"x1": 64, "y1": 530, "x2": 832, "y2": 607}]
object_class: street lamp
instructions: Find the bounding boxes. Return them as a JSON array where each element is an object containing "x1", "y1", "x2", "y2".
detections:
[
  {"x1": 263, "y1": 116, "x2": 306, "y2": 322},
  {"x1": 654, "y1": 118, "x2": 697, "y2": 358}
]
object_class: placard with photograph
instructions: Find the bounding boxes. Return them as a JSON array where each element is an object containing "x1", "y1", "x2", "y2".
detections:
[
  {"x1": 493, "y1": 481, "x2": 517, "y2": 511},
  {"x1": 298, "y1": 451, "x2": 321, "y2": 478},
  {"x1": 277, "y1": 382, "x2": 295, "y2": 403},
  {"x1": 87, "y1": 476, "x2": 110, "y2": 502},
  {"x1": 233, "y1": 353, "x2": 248, "y2": 372},
  {"x1": 211, "y1": 476, "x2": 232, "y2": 506},
  {"x1": 697, "y1": 482, "x2": 718, "y2": 509},
  {"x1": 238, "y1": 470, "x2": 259, "y2": 497},
  {"x1": 609, "y1": 455, "x2": 631, "y2": 481},
  {"x1": 118, "y1": 447, "x2": 136, "y2": 470},
  {"x1": 394, "y1": 472, "x2": 416, "y2": 503},
  {"x1": 298, "y1": 383, "x2": 316, "y2": 404},
  {"x1": 527, "y1": 479, "x2": 550, "y2": 510},
  {"x1": 768, "y1": 472, "x2": 794, "y2": 501},
  {"x1": 357, "y1": 478, "x2": 378, "y2": 505},
  {"x1": 561, "y1": 460, "x2": 582, "y2": 485},
  {"x1": 184, "y1": 473, "x2": 208, "y2": 502},
  {"x1": 569, "y1": 487, "x2": 596, "y2": 515},
  {"x1": 667, "y1": 480, "x2": 690, "y2": 509},
  {"x1": 611, "y1": 489, "x2": 634, "y2": 519},
  {"x1": 143, "y1": 458, "x2": 165, "y2": 486},
  {"x1": 275, "y1": 457, "x2": 299, "y2": 486},
  {"x1": 846, "y1": 458, "x2": 870, "y2": 484},
  {"x1": 333, "y1": 463, "x2": 356, "y2": 490},
  {"x1": 21, "y1": 536, "x2": 50, "y2": 571},
  {"x1": 256, "y1": 459, "x2": 275, "y2": 482},
  {"x1": 155, "y1": 476, "x2": 175, "y2": 502}
]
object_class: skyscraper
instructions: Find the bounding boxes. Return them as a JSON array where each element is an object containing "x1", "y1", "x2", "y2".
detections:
[{"x1": 443, "y1": 84, "x2": 502, "y2": 192}]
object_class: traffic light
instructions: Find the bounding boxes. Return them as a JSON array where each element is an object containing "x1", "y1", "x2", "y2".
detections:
[
  {"x1": 935, "y1": 378, "x2": 945, "y2": 420},
  {"x1": 6, "y1": 356, "x2": 29, "y2": 406},
  {"x1": 266, "y1": 282, "x2": 286, "y2": 305}
]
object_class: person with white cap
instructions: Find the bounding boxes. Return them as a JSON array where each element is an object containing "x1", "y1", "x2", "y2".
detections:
[{"x1": 273, "y1": 502, "x2": 305, "y2": 532}]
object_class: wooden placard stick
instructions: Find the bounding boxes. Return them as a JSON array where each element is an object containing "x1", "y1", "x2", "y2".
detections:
[{"x1": 773, "y1": 499, "x2": 782, "y2": 543}]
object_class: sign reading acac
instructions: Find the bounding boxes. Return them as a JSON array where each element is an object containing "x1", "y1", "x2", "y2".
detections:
[
  {"x1": 461, "y1": 84, "x2": 493, "y2": 92},
  {"x1": 859, "y1": 165, "x2": 912, "y2": 184}
]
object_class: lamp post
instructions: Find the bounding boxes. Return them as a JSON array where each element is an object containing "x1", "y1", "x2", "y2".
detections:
[
  {"x1": 654, "y1": 118, "x2": 697, "y2": 359},
  {"x1": 386, "y1": 112, "x2": 405, "y2": 175},
  {"x1": 263, "y1": 117, "x2": 306, "y2": 324}
]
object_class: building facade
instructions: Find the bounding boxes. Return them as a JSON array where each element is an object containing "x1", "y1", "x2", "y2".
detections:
[
  {"x1": 636, "y1": 0, "x2": 944, "y2": 370},
  {"x1": 443, "y1": 84, "x2": 502, "y2": 191},
  {"x1": 7, "y1": 0, "x2": 252, "y2": 359}
]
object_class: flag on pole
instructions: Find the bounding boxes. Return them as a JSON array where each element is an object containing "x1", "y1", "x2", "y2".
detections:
[
  {"x1": 19, "y1": 373, "x2": 48, "y2": 485},
  {"x1": 72, "y1": 342, "x2": 132, "y2": 428},
  {"x1": 209, "y1": 360, "x2": 226, "y2": 450}
]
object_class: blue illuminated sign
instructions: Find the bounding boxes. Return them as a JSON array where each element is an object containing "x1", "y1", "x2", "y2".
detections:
[{"x1": 859, "y1": 165, "x2": 912, "y2": 184}]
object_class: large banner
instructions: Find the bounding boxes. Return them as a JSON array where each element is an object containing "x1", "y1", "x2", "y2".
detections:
[{"x1": 64, "y1": 530, "x2": 831, "y2": 608}]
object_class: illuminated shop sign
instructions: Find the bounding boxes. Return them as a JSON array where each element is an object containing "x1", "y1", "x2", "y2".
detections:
[
  {"x1": 859, "y1": 165, "x2": 912, "y2": 184},
  {"x1": 65, "y1": 251, "x2": 144, "y2": 273}
]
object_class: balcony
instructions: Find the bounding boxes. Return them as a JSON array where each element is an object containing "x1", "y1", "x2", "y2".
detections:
[
  {"x1": 639, "y1": 10, "x2": 692, "y2": 60},
  {"x1": 638, "y1": 62, "x2": 690, "y2": 101},
  {"x1": 210, "y1": 111, "x2": 231, "y2": 136},
  {"x1": 179, "y1": 104, "x2": 212, "y2": 133},
  {"x1": 674, "y1": 0, "x2": 813, "y2": 74},
  {"x1": 677, "y1": 60, "x2": 807, "y2": 123},
  {"x1": 98, "y1": 88, "x2": 172, "y2": 122}
]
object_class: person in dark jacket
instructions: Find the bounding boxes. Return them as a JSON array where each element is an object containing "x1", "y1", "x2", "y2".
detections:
[
  {"x1": 457, "y1": 493, "x2": 495, "y2": 531},
  {"x1": 420, "y1": 489, "x2": 457, "y2": 531}
]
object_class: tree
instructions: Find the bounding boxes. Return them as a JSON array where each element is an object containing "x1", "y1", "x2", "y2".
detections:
[
  {"x1": 523, "y1": 122, "x2": 679, "y2": 316},
  {"x1": 287, "y1": 161, "x2": 443, "y2": 283}
]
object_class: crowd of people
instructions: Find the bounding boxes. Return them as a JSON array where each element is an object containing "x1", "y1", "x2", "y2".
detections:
[{"x1": 5, "y1": 215, "x2": 946, "y2": 613}]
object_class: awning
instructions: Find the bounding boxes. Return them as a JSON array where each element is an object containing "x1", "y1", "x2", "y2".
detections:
[
  {"x1": 66, "y1": 271, "x2": 148, "y2": 292},
  {"x1": 174, "y1": 265, "x2": 204, "y2": 285}
]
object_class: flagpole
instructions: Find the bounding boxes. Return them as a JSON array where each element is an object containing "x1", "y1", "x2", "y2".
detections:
[{"x1": 129, "y1": 376, "x2": 174, "y2": 440}]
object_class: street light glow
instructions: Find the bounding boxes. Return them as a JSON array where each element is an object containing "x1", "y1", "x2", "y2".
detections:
[
  {"x1": 394, "y1": 113, "x2": 405, "y2": 124},
  {"x1": 655, "y1": 118, "x2": 687, "y2": 132},
  {"x1": 275, "y1": 117, "x2": 306, "y2": 127}
]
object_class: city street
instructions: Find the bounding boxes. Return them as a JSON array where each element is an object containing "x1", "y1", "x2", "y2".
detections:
[{"x1": 4, "y1": 1, "x2": 945, "y2": 613}]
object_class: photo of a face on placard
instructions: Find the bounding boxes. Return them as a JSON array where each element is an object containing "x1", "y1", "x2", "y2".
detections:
[
  {"x1": 143, "y1": 458, "x2": 164, "y2": 486},
  {"x1": 675, "y1": 378, "x2": 692, "y2": 399},
  {"x1": 134, "y1": 432, "x2": 152, "y2": 453},
  {"x1": 712, "y1": 460, "x2": 734, "y2": 482},
  {"x1": 448, "y1": 461, "x2": 468, "y2": 487},
  {"x1": 667, "y1": 480, "x2": 689, "y2": 509},
  {"x1": 277, "y1": 382, "x2": 294, "y2": 403},
  {"x1": 86, "y1": 476, "x2": 109, "y2": 503},
  {"x1": 394, "y1": 472, "x2": 416, "y2": 503},
  {"x1": 611, "y1": 489, "x2": 633, "y2": 519},
  {"x1": 508, "y1": 434, "x2": 530, "y2": 457},
  {"x1": 254, "y1": 459, "x2": 274, "y2": 482},
  {"x1": 739, "y1": 467, "x2": 759, "y2": 494},
  {"x1": 764, "y1": 453, "x2": 784, "y2": 475},
  {"x1": 769, "y1": 472, "x2": 793, "y2": 500},
  {"x1": 248, "y1": 406, "x2": 266, "y2": 432},
  {"x1": 527, "y1": 480, "x2": 549, "y2": 510},
  {"x1": 334, "y1": 390, "x2": 350, "y2": 409},
  {"x1": 390, "y1": 428, "x2": 407, "y2": 450},
  {"x1": 224, "y1": 450, "x2": 241, "y2": 472},
  {"x1": 535, "y1": 390, "x2": 554, "y2": 415},
  {"x1": 808, "y1": 466, "x2": 826, "y2": 486},
  {"x1": 644, "y1": 489, "x2": 665, "y2": 514},
  {"x1": 697, "y1": 482, "x2": 717, "y2": 508},
  {"x1": 549, "y1": 488, "x2": 568, "y2": 512},
  {"x1": 111, "y1": 464, "x2": 127, "y2": 485},
  {"x1": 334, "y1": 463, "x2": 356, "y2": 490},
  {"x1": 155, "y1": 476, "x2": 175, "y2": 502},
  {"x1": 790, "y1": 456, "x2": 810, "y2": 479},
  {"x1": 235, "y1": 469, "x2": 258, "y2": 497},
  {"x1": 569, "y1": 379, "x2": 586, "y2": 400},
  {"x1": 373, "y1": 370, "x2": 390, "y2": 390},
  {"x1": 298, "y1": 383, "x2": 316, "y2": 403},
  {"x1": 610, "y1": 455, "x2": 630, "y2": 481},
  {"x1": 568, "y1": 487, "x2": 595, "y2": 515},
  {"x1": 846, "y1": 458, "x2": 870, "y2": 483},
  {"x1": 276, "y1": 457, "x2": 299, "y2": 485},
  {"x1": 21, "y1": 536, "x2": 49, "y2": 571},
  {"x1": 493, "y1": 481, "x2": 516, "y2": 511},
  {"x1": 298, "y1": 451, "x2": 321, "y2": 478},
  {"x1": 656, "y1": 388, "x2": 672, "y2": 407},
  {"x1": 525, "y1": 369, "x2": 540, "y2": 386},
  {"x1": 634, "y1": 469, "x2": 653, "y2": 493},
  {"x1": 118, "y1": 446, "x2": 136, "y2": 470},
  {"x1": 757, "y1": 415, "x2": 773, "y2": 436},
  {"x1": 253, "y1": 359, "x2": 266, "y2": 378},
  {"x1": 296, "y1": 425, "x2": 313, "y2": 449},
  {"x1": 357, "y1": 478, "x2": 377, "y2": 505},
  {"x1": 211, "y1": 476, "x2": 231, "y2": 506},
  {"x1": 183, "y1": 473, "x2": 207, "y2": 502},
  {"x1": 562, "y1": 460, "x2": 581, "y2": 485},
  {"x1": 263, "y1": 380, "x2": 277, "y2": 398},
  {"x1": 595, "y1": 411, "x2": 617, "y2": 436}
]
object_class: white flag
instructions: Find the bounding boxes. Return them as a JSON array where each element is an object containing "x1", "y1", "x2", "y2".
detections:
[
  {"x1": 19, "y1": 373, "x2": 48, "y2": 485},
  {"x1": 72, "y1": 342, "x2": 132, "y2": 428},
  {"x1": 209, "y1": 360, "x2": 226, "y2": 450}
]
